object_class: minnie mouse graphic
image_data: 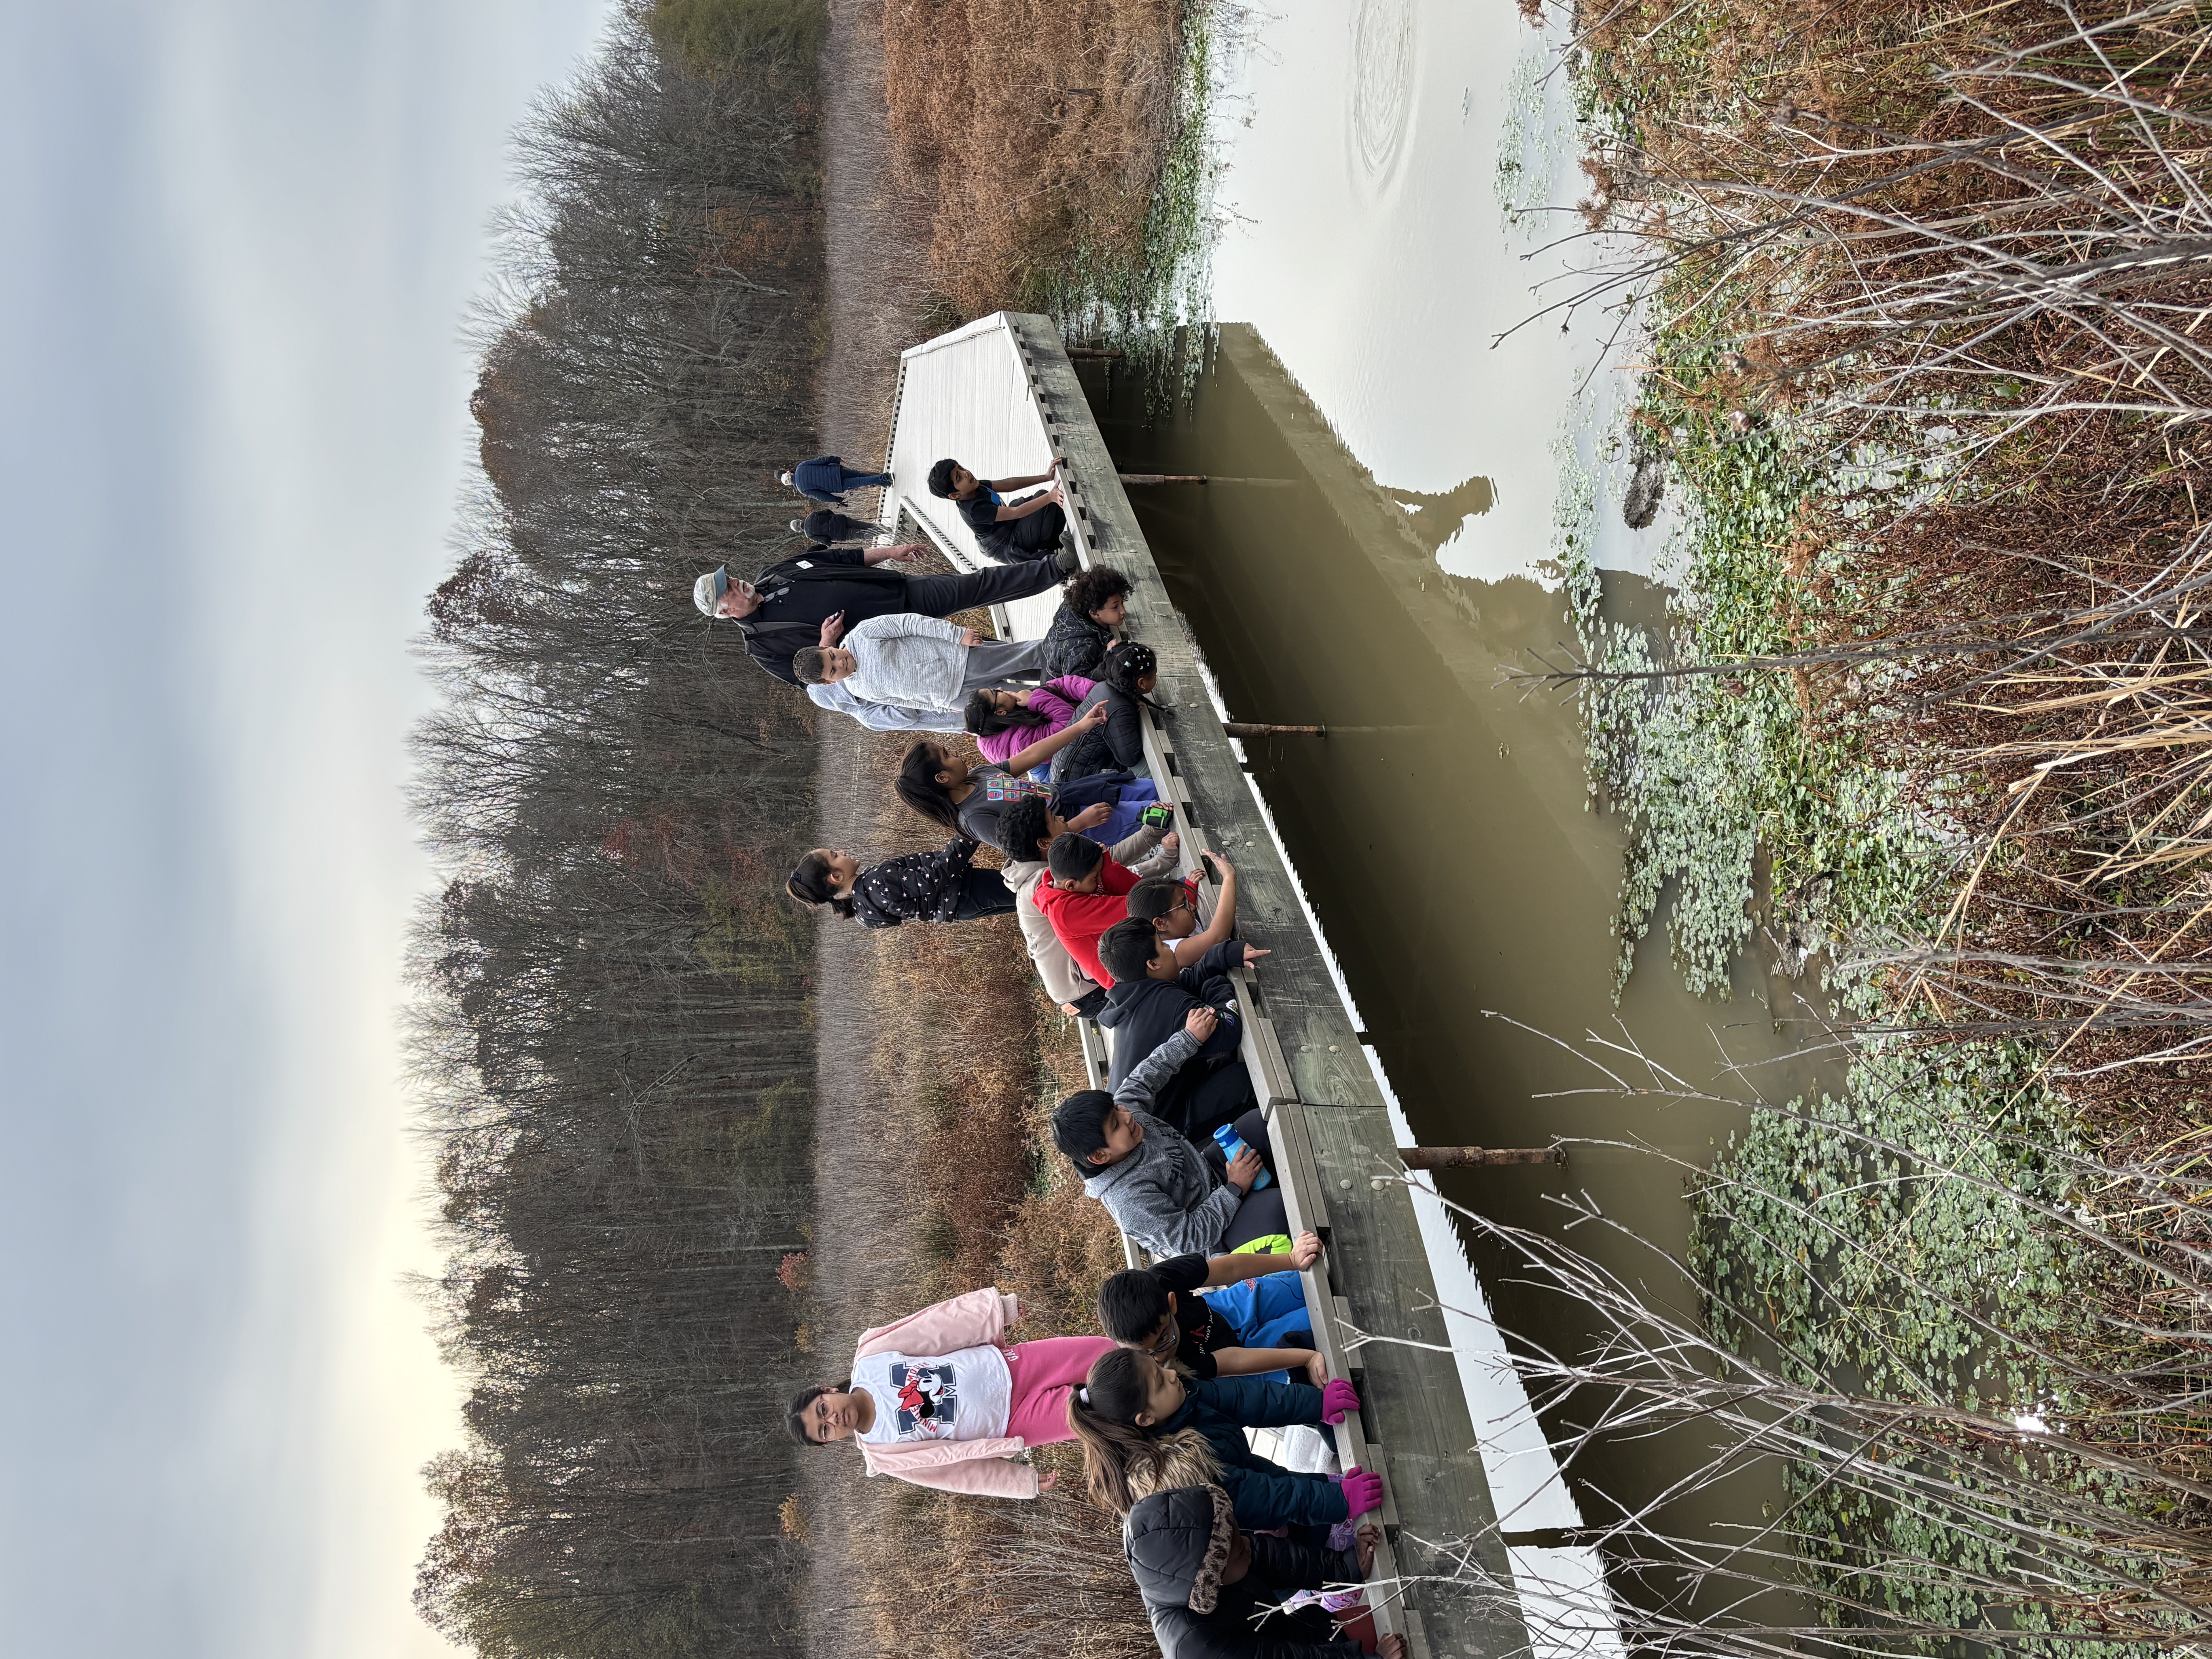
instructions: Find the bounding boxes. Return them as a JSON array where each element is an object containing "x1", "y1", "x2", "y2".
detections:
[{"x1": 891, "y1": 1361, "x2": 957, "y2": 1437}]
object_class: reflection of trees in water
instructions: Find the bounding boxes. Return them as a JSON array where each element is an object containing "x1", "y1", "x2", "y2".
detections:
[{"x1": 1379, "y1": 473, "x2": 1494, "y2": 558}]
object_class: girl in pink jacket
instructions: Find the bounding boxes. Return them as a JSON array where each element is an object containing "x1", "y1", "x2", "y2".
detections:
[
  {"x1": 965, "y1": 675, "x2": 1097, "y2": 771},
  {"x1": 784, "y1": 1287, "x2": 1114, "y2": 1498}
]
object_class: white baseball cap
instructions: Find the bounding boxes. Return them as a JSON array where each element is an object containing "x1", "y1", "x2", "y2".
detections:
[{"x1": 694, "y1": 566, "x2": 730, "y2": 617}]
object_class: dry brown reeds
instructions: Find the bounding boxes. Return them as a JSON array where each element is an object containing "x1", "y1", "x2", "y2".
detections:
[
  {"x1": 1360, "y1": 1165, "x2": 2212, "y2": 1659},
  {"x1": 880, "y1": 0, "x2": 1183, "y2": 318},
  {"x1": 1544, "y1": 1, "x2": 2212, "y2": 1095},
  {"x1": 1571, "y1": 2, "x2": 2212, "y2": 453},
  {"x1": 1521, "y1": 4, "x2": 2212, "y2": 1622},
  {"x1": 798, "y1": 710, "x2": 1146, "y2": 1659}
]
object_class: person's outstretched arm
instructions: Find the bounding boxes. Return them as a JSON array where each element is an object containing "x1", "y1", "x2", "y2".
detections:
[
  {"x1": 807, "y1": 686, "x2": 963, "y2": 735},
  {"x1": 1213, "y1": 1455, "x2": 1350, "y2": 1532},
  {"x1": 987, "y1": 481, "x2": 1065, "y2": 522},
  {"x1": 1201, "y1": 1231, "x2": 1322, "y2": 1286},
  {"x1": 1175, "y1": 858, "x2": 1239, "y2": 962},
  {"x1": 986, "y1": 464, "x2": 1058, "y2": 492},
  {"x1": 1003, "y1": 701, "x2": 1108, "y2": 776},
  {"x1": 1211, "y1": 1346, "x2": 1326, "y2": 1388}
]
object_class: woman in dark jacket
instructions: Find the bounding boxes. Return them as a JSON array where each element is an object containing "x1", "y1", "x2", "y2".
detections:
[
  {"x1": 1124, "y1": 1484, "x2": 1404, "y2": 1659},
  {"x1": 1052, "y1": 640, "x2": 1158, "y2": 786},
  {"x1": 785, "y1": 841, "x2": 1013, "y2": 927}
]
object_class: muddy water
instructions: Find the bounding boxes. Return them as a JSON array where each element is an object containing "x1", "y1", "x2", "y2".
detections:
[
  {"x1": 1083, "y1": 332, "x2": 1829, "y2": 1591},
  {"x1": 1197, "y1": 0, "x2": 1673, "y2": 584}
]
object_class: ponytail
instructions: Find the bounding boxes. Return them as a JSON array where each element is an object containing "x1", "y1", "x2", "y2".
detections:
[
  {"x1": 1065, "y1": 1348, "x2": 1222, "y2": 1513},
  {"x1": 896, "y1": 741, "x2": 964, "y2": 833},
  {"x1": 964, "y1": 689, "x2": 1049, "y2": 738},
  {"x1": 787, "y1": 850, "x2": 858, "y2": 919}
]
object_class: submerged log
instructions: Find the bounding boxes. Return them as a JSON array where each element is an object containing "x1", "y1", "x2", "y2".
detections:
[
  {"x1": 1223, "y1": 721, "x2": 1327, "y2": 738},
  {"x1": 1398, "y1": 1144, "x2": 1566, "y2": 1168},
  {"x1": 1117, "y1": 472, "x2": 1297, "y2": 488}
]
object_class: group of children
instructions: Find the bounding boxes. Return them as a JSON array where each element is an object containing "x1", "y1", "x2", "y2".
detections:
[
  {"x1": 785, "y1": 1251, "x2": 1400, "y2": 1659},
  {"x1": 766, "y1": 460, "x2": 1398, "y2": 1657}
]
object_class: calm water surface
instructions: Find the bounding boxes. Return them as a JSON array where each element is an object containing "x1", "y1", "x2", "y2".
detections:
[
  {"x1": 1085, "y1": 333, "x2": 1830, "y2": 1599},
  {"x1": 1100, "y1": 0, "x2": 1843, "y2": 1605}
]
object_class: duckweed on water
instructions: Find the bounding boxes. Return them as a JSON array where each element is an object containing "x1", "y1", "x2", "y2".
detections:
[{"x1": 1568, "y1": 340, "x2": 1940, "y2": 998}]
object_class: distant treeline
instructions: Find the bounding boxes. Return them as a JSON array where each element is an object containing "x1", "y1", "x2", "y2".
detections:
[{"x1": 407, "y1": 5, "x2": 828, "y2": 1655}]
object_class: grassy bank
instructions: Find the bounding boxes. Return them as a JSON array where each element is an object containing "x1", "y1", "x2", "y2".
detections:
[
  {"x1": 1540, "y1": 0, "x2": 2212, "y2": 1650},
  {"x1": 796, "y1": 716, "x2": 1150, "y2": 1659},
  {"x1": 879, "y1": 0, "x2": 1218, "y2": 354}
]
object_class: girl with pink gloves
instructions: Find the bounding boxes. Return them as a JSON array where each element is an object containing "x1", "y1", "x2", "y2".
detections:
[
  {"x1": 783, "y1": 1287, "x2": 1113, "y2": 1498},
  {"x1": 1065, "y1": 1346, "x2": 1385, "y2": 1545}
]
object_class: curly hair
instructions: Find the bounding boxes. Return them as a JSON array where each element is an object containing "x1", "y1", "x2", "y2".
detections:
[
  {"x1": 998, "y1": 793, "x2": 1054, "y2": 860},
  {"x1": 1065, "y1": 564, "x2": 1132, "y2": 619}
]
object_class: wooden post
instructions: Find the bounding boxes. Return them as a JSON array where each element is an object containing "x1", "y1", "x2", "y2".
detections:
[
  {"x1": 1398, "y1": 1145, "x2": 1566, "y2": 1169},
  {"x1": 1223, "y1": 722, "x2": 1326, "y2": 738}
]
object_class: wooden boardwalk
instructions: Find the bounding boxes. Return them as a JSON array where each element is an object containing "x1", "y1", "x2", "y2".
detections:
[
  {"x1": 878, "y1": 313, "x2": 1623, "y2": 1659},
  {"x1": 877, "y1": 314, "x2": 1066, "y2": 642}
]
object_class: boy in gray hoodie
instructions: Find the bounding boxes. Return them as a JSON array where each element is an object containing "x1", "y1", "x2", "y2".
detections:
[{"x1": 1053, "y1": 1018, "x2": 1286, "y2": 1259}]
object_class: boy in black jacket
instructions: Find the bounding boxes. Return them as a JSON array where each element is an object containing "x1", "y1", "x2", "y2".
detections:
[
  {"x1": 1123, "y1": 1484, "x2": 1402, "y2": 1659},
  {"x1": 1096, "y1": 918, "x2": 1266, "y2": 1141}
]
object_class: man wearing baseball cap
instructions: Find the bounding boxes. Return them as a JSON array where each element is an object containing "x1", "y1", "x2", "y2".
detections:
[{"x1": 694, "y1": 541, "x2": 1077, "y2": 687}]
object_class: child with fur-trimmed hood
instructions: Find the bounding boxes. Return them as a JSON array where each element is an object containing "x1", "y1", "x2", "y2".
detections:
[{"x1": 1123, "y1": 1484, "x2": 1405, "y2": 1659}]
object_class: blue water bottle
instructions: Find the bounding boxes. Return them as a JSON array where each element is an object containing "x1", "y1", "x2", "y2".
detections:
[{"x1": 1212, "y1": 1124, "x2": 1272, "y2": 1190}]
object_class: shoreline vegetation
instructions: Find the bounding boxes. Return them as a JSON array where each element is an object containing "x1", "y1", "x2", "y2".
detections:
[
  {"x1": 1520, "y1": 0, "x2": 2212, "y2": 1652},
  {"x1": 797, "y1": 0, "x2": 1210, "y2": 1648},
  {"x1": 406, "y1": 1, "x2": 1206, "y2": 1656}
]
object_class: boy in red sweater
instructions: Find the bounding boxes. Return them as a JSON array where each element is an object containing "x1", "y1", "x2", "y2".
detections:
[{"x1": 1034, "y1": 833, "x2": 1144, "y2": 988}]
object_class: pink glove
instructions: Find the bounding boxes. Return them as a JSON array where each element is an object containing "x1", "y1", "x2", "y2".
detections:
[
  {"x1": 1341, "y1": 1467, "x2": 1384, "y2": 1518},
  {"x1": 1320, "y1": 1378, "x2": 1360, "y2": 1425}
]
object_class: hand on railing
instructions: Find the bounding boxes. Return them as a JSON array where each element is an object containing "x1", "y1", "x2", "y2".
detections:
[
  {"x1": 1340, "y1": 1467, "x2": 1384, "y2": 1518},
  {"x1": 1321, "y1": 1377, "x2": 1361, "y2": 1425}
]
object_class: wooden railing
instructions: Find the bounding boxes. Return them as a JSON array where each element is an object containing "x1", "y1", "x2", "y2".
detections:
[{"x1": 1000, "y1": 317, "x2": 1421, "y2": 1651}]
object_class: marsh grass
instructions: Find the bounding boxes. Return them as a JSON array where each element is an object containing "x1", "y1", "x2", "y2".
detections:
[
  {"x1": 797, "y1": 711, "x2": 1146, "y2": 1659},
  {"x1": 1518, "y1": 0, "x2": 2212, "y2": 1644},
  {"x1": 878, "y1": 0, "x2": 1226, "y2": 368}
]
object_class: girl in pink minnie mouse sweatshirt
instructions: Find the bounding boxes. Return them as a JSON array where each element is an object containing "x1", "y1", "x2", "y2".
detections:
[{"x1": 783, "y1": 1287, "x2": 1115, "y2": 1498}]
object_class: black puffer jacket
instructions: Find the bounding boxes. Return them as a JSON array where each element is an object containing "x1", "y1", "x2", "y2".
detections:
[
  {"x1": 1041, "y1": 601, "x2": 1115, "y2": 679},
  {"x1": 1125, "y1": 1487, "x2": 1362, "y2": 1659},
  {"x1": 1050, "y1": 682, "x2": 1149, "y2": 785},
  {"x1": 1098, "y1": 937, "x2": 1245, "y2": 1106}
]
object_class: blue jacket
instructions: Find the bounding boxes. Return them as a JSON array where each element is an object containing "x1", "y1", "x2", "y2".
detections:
[
  {"x1": 791, "y1": 455, "x2": 850, "y2": 503},
  {"x1": 1163, "y1": 1376, "x2": 1348, "y2": 1531}
]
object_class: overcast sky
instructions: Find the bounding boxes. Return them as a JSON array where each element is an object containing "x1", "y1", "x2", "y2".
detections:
[{"x1": 0, "y1": 2, "x2": 613, "y2": 1651}]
